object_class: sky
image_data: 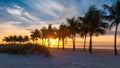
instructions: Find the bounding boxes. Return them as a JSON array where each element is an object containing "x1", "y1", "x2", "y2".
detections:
[{"x1": 0, "y1": 0, "x2": 120, "y2": 46}]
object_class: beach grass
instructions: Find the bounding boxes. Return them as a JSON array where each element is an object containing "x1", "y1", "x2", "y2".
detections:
[{"x1": 0, "y1": 43, "x2": 50, "y2": 57}]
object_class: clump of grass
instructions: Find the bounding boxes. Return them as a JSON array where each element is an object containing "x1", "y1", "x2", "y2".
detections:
[{"x1": 0, "y1": 43, "x2": 50, "y2": 57}]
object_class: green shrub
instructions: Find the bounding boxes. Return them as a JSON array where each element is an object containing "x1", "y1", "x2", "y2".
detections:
[{"x1": 0, "y1": 44, "x2": 50, "y2": 57}]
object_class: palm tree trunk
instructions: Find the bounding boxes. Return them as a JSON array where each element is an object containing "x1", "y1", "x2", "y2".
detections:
[
  {"x1": 48, "y1": 38, "x2": 50, "y2": 48},
  {"x1": 89, "y1": 33, "x2": 92, "y2": 54},
  {"x1": 36, "y1": 37, "x2": 37, "y2": 44},
  {"x1": 58, "y1": 39, "x2": 60, "y2": 49},
  {"x1": 114, "y1": 25, "x2": 118, "y2": 55},
  {"x1": 73, "y1": 34, "x2": 76, "y2": 51},
  {"x1": 42, "y1": 39, "x2": 43, "y2": 45},
  {"x1": 65, "y1": 38, "x2": 67, "y2": 45},
  {"x1": 83, "y1": 35, "x2": 87, "y2": 51},
  {"x1": 44, "y1": 39, "x2": 46, "y2": 46},
  {"x1": 19, "y1": 41, "x2": 21, "y2": 44},
  {"x1": 62, "y1": 38, "x2": 64, "y2": 50},
  {"x1": 33, "y1": 40, "x2": 34, "y2": 44}
]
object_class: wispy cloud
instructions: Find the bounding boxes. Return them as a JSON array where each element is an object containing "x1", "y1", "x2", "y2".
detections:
[
  {"x1": 23, "y1": 0, "x2": 64, "y2": 18},
  {"x1": 6, "y1": 8, "x2": 23, "y2": 15}
]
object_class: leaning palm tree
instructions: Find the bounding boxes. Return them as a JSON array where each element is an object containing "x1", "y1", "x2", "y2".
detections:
[
  {"x1": 103, "y1": 0, "x2": 120, "y2": 55},
  {"x1": 67, "y1": 17, "x2": 80, "y2": 51},
  {"x1": 31, "y1": 29, "x2": 41, "y2": 44},
  {"x1": 84, "y1": 6, "x2": 109, "y2": 53}
]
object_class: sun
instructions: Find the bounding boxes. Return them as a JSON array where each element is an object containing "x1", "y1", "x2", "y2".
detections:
[{"x1": 50, "y1": 38, "x2": 55, "y2": 47}]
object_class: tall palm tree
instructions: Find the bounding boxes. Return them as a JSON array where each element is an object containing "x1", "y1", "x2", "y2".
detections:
[
  {"x1": 41, "y1": 27, "x2": 47, "y2": 46},
  {"x1": 67, "y1": 17, "x2": 80, "y2": 51},
  {"x1": 78, "y1": 17, "x2": 88, "y2": 51},
  {"x1": 103, "y1": 0, "x2": 120, "y2": 55},
  {"x1": 46, "y1": 24, "x2": 56, "y2": 48},
  {"x1": 59, "y1": 24, "x2": 69, "y2": 50},
  {"x1": 31, "y1": 29, "x2": 41, "y2": 44},
  {"x1": 56, "y1": 28, "x2": 61, "y2": 49},
  {"x1": 83, "y1": 6, "x2": 109, "y2": 53}
]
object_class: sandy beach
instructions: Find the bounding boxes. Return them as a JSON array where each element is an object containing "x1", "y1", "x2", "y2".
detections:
[{"x1": 0, "y1": 48, "x2": 120, "y2": 68}]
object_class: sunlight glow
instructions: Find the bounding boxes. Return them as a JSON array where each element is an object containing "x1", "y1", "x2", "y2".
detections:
[{"x1": 50, "y1": 38, "x2": 55, "y2": 47}]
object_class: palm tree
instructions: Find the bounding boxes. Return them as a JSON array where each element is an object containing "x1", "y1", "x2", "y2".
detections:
[
  {"x1": 83, "y1": 6, "x2": 109, "y2": 53},
  {"x1": 8, "y1": 36, "x2": 13, "y2": 44},
  {"x1": 59, "y1": 24, "x2": 69, "y2": 50},
  {"x1": 67, "y1": 17, "x2": 80, "y2": 51},
  {"x1": 13, "y1": 35, "x2": 18, "y2": 44},
  {"x1": 41, "y1": 27, "x2": 48, "y2": 46},
  {"x1": 56, "y1": 28, "x2": 61, "y2": 49},
  {"x1": 3, "y1": 37, "x2": 9, "y2": 44},
  {"x1": 31, "y1": 36, "x2": 35, "y2": 44},
  {"x1": 18, "y1": 35, "x2": 23, "y2": 44},
  {"x1": 31, "y1": 29, "x2": 41, "y2": 44},
  {"x1": 103, "y1": 0, "x2": 120, "y2": 55},
  {"x1": 46, "y1": 24, "x2": 56, "y2": 48},
  {"x1": 24, "y1": 36, "x2": 30, "y2": 43},
  {"x1": 78, "y1": 17, "x2": 88, "y2": 51}
]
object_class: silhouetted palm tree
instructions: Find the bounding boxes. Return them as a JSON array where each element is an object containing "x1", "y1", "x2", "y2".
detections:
[
  {"x1": 8, "y1": 36, "x2": 13, "y2": 44},
  {"x1": 67, "y1": 17, "x2": 80, "y2": 51},
  {"x1": 56, "y1": 28, "x2": 61, "y2": 49},
  {"x1": 3, "y1": 35, "x2": 30, "y2": 44},
  {"x1": 3, "y1": 37, "x2": 9, "y2": 44},
  {"x1": 24, "y1": 36, "x2": 30, "y2": 43},
  {"x1": 18, "y1": 35, "x2": 23, "y2": 44},
  {"x1": 78, "y1": 17, "x2": 88, "y2": 51},
  {"x1": 13, "y1": 35, "x2": 18, "y2": 44},
  {"x1": 46, "y1": 24, "x2": 56, "y2": 48},
  {"x1": 59, "y1": 24, "x2": 69, "y2": 50},
  {"x1": 31, "y1": 29, "x2": 41, "y2": 44},
  {"x1": 31, "y1": 36, "x2": 35, "y2": 44},
  {"x1": 103, "y1": 0, "x2": 120, "y2": 55},
  {"x1": 41, "y1": 27, "x2": 47, "y2": 45},
  {"x1": 84, "y1": 6, "x2": 109, "y2": 53}
]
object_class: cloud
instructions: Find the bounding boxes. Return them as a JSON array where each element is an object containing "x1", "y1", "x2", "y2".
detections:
[
  {"x1": 6, "y1": 8, "x2": 23, "y2": 15},
  {"x1": 22, "y1": 0, "x2": 79, "y2": 22},
  {"x1": 6, "y1": 5, "x2": 24, "y2": 16},
  {"x1": 4, "y1": 5, "x2": 47, "y2": 28},
  {"x1": 13, "y1": 5, "x2": 23, "y2": 9},
  {"x1": 23, "y1": 0, "x2": 65, "y2": 18}
]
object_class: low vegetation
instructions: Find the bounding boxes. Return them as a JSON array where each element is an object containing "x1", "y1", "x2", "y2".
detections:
[{"x1": 0, "y1": 43, "x2": 50, "y2": 57}]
